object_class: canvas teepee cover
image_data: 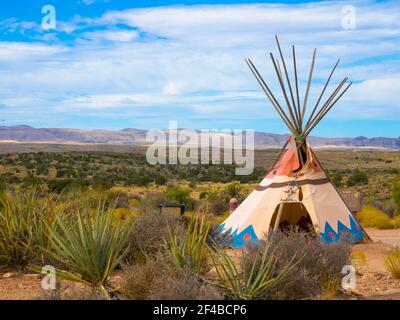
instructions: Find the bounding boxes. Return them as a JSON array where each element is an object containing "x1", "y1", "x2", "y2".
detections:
[
  {"x1": 216, "y1": 37, "x2": 367, "y2": 247},
  {"x1": 217, "y1": 137, "x2": 365, "y2": 248}
]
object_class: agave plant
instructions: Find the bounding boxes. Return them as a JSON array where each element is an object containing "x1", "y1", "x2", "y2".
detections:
[
  {"x1": 43, "y1": 202, "x2": 130, "y2": 296},
  {"x1": 210, "y1": 241, "x2": 303, "y2": 300},
  {"x1": 167, "y1": 214, "x2": 210, "y2": 273},
  {"x1": 0, "y1": 190, "x2": 60, "y2": 268}
]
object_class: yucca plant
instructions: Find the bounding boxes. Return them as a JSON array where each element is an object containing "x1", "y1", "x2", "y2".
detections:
[
  {"x1": 43, "y1": 202, "x2": 130, "y2": 297},
  {"x1": 167, "y1": 214, "x2": 210, "y2": 273},
  {"x1": 385, "y1": 250, "x2": 400, "y2": 279},
  {"x1": 0, "y1": 190, "x2": 60, "y2": 268},
  {"x1": 210, "y1": 242, "x2": 302, "y2": 300}
]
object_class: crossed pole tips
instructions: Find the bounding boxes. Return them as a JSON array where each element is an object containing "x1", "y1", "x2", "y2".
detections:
[{"x1": 245, "y1": 35, "x2": 352, "y2": 162}]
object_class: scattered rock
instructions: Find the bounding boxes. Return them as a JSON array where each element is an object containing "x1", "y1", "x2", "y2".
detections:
[
  {"x1": 2, "y1": 272, "x2": 14, "y2": 278},
  {"x1": 23, "y1": 274, "x2": 41, "y2": 279}
]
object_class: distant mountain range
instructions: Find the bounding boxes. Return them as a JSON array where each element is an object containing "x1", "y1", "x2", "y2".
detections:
[{"x1": 0, "y1": 125, "x2": 398, "y2": 150}]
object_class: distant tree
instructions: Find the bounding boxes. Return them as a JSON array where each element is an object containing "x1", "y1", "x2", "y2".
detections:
[
  {"x1": 165, "y1": 185, "x2": 193, "y2": 208},
  {"x1": 154, "y1": 175, "x2": 166, "y2": 185},
  {"x1": 47, "y1": 179, "x2": 72, "y2": 193},
  {"x1": 223, "y1": 181, "x2": 244, "y2": 202},
  {"x1": 347, "y1": 170, "x2": 368, "y2": 187},
  {"x1": 92, "y1": 176, "x2": 114, "y2": 191},
  {"x1": 393, "y1": 178, "x2": 400, "y2": 214},
  {"x1": 331, "y1": 173, "x2": 344, "y2": 187}
]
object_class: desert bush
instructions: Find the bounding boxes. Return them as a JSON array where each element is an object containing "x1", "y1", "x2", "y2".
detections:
[
  {"x1": 331, "y1": 173, "x2": 343, "y2": 187},
  {"x1": 259, "y1": 229, "x2": 351, "y2": 299},
  {"x1": 223, "y1": 181, "x2": 245, "y2": 203},
  {"x1": 43, "y1": 202, "x2": 130, "y2": 297},
  {"x1": 0, "y1": 191, "x2": 59, "y2": 268},
  {"x1": 393, "y1": 179, "x2": 400, "y2": 214},
  {"x1": 346, "y1": 169, "x2": 368, "y2": 187},
  {"x1": 149, "y1": 268, "x2": 221, "y2": 300},
  {"x1": 385, "y1": 250, "x2": 400, "y2": 279},
  {"x1": 120, "y1": 255, "x2": 162, "y2": 300},
  {"x1": 121, "y1": 254, "x2": 221, "y2": 300},
  {"x1": 393, "y1": 215, "x2": 400, "y2": 228},
  {"x1": 128, "y1": 211, "x2": 184, "y2": 258},
  {"x1": 140, "y1": 192, "x2": 167, "y2": 211},
  {"x1": 165, "y1": 185, "x2": 194, "y2": 208},
  {"x1": 47, "y1": 179, "x2": 72, "y2": 193},
  {"x1": 167, "y1": 214, "x2": 210, "y2": 272},
  {"x1": 201, "y1": 190, "x2": 228, "y2": 215},
  {"x1": 357, "y1": 205, "x2": 393, "y2": 229}
]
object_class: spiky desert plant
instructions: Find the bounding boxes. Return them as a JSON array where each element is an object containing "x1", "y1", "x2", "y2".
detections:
[
  {"x1": 0, "y1": 190, "x2": 60, "y2": 268},
  {"x1": 167, "y1": 214, "x2": 210, "y2": 272},
  {"x1": 385, "y1": 250, "x2": 400, "y2": 279},
  {"x1": 210, "y1": 242, "x2": 302, "y2": 300},
  {"x1": 44, "y1": 202, "x2": 130, "y2": 296}
]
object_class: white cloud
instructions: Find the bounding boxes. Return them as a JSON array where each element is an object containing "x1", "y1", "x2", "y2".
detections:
[
  {"x1": 82, "y1": 29, "x2": 139, "y2": 42},
  {"x1": 0, "y1": 0, "x2": 399, "y2": 127}
]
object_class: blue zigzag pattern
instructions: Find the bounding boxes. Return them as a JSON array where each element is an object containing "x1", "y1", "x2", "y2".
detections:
[
  {"x1": 214, "y1": 224, "x2": 259, "y2": 248},
  {"x1": 215, "y1": 214, "x2": 364, "y2": 248},
  {"x1": 319, "y1": 215, "x2": 364, "y2": 244}
]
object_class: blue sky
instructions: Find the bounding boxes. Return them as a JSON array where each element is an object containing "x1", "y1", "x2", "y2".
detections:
[{"x1": 0, "y1": 0, "x2": 399, "y2": 137}]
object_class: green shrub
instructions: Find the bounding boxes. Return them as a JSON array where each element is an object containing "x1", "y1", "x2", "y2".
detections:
[
  {"x1": 47, "y1": 179, "x2": 72, "y2": 193},
  {"x1": 357, "y1": 205, "x2": 393, "y2": 229},
  {"x1": 165, "y1": 185, "x2": 193, "y2": 208},
  {"x1": 331, "y1": 173, "x2": 343, "y2": 187},
  {"x1": 393, "y1": 179, "x2": 400, "y2": 214},
  {"x1": 346, "y1": 170, "x2": 368, "y2": 187},
  {"x1": 223, "y1": 181, "x2": 245, "y2": 202},
  {"x1": 385, "y1": 250, "x2": 400, "y2": 279}
]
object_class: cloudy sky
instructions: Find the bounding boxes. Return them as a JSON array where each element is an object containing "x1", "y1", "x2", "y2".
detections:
[{"x1": 0, "y1": 0, "x2": 399, "y2": 137}]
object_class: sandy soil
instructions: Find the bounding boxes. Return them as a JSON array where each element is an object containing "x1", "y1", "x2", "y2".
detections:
[
  {"x1": 0, "y1": 228, "x2": 399, "y2": 300},
  {"x1": 350, "y1": 229, "x2": 400, "y2": 299},
  {"x1": 365, "y1": 228, "x2": 400, "y2": 246}
]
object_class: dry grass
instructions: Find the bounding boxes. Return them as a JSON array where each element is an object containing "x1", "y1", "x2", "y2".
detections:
[
  {"x1": 385, "y1": 250, "x2": 400, "y2": 279},
  {"x1": 120, "y1": 254, "x2": 221, "y2": 300}
]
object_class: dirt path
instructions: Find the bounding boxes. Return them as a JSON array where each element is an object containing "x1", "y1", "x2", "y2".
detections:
[
  {"x1": 0, "y1": 273, "x2": 42, "y2": 300},
  {"x1": 351, "y1": 240, "x2": 400, "y2": 299},
  {"x1": 365, "y1": 228, "x2": 400, "y2": 246}
]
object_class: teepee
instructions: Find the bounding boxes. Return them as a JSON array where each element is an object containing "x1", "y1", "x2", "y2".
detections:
[{"x1": 217, "y1": 36, "x2": 369, "y2": 248}]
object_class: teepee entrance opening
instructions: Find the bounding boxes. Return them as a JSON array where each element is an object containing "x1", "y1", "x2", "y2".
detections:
[{"x1": 271, "y1": 202, "x2": 313, "y2": 233}]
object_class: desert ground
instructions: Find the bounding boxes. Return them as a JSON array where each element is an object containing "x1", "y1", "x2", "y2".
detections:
[{"x1": 0, "y1": 228, "x2": 398, "y2": 300}]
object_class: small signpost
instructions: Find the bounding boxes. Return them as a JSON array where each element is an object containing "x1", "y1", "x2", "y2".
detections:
[{"x1": 158, "y1": 204, "x2": 185, "y2": 216}]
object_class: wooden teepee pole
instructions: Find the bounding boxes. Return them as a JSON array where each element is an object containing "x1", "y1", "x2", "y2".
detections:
[
  {"x1": 246, "y1": 58, "x2": 299, "y2": 136},
  {"x1": 304, "y1": 82, "x2": 352, "y2": 139},
  {"x1": 270, "y1": 52, "x2": 300, "y2": 132},
  {"x1": 300, "y1": 48, "x2": 317, "y2": 124},
  {"x1": 302, "y1": 59, "x2": 340, "y2": 132},
  {"x1": 302, "y1": 77, "x2": 348, "y2": 138},
  {"x1": 292, "y1": 45, "x2": 302, "y2": 129},
  {"x1": 275, "y1": 36, "x2": 300, "y2": 128},
  {"x1": 303, "y1": 79, "x2": 350, "y2": 139}
]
